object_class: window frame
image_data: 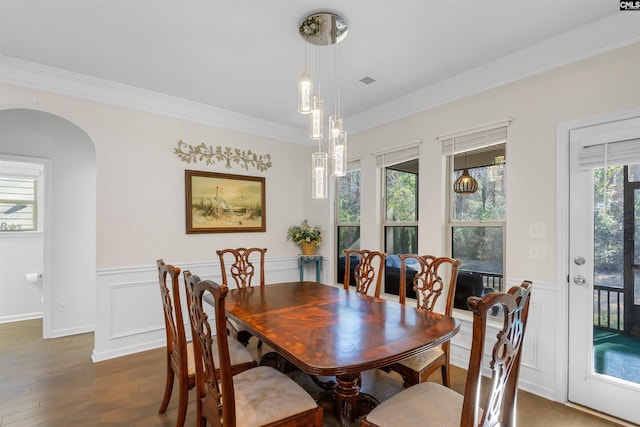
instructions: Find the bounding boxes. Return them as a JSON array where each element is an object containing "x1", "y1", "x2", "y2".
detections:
[
  {"x1": 0, "y1": 160, "x2": 44, "y2": 233},
  {"x1": 336, "y1": 162, "x2": 362, "y2": 285},
  {"x1": 440, "y1": 121, "x2": 510, "y2": 308}
]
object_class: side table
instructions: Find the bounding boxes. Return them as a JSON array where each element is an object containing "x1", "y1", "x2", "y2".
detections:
[{"x1": 298, "y1": 255, "x2": 323, "y2": 283}]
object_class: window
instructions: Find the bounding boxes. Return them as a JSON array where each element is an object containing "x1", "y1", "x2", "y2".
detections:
[
  {"x1": 383, "y1": 159, "x2": 418, "y2": 297},
  {"x1": 442, "y1": 123, "x2": 509, "y2": 310},
  {"x1": 0, "y1": 161, "x2": 43, "y2": 232},
  {"x1": 372, "y1": 141, "x2": 422, "y2": 297},
  {"x1": 336, "y1": 163, "x2": 360, "y2": 284}
]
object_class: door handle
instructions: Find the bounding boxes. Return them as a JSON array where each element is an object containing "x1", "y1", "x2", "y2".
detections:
[
  {"x1": 573, "y1": 256, "x2": 585, "y2": 266},
  {"x1": 573, "y1": 275, "x2": 586, "y2": 286}
]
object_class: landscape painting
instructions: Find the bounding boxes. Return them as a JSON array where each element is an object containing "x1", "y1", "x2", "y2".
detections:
[{"x1": 185, "y1": 170, "x2": 266, "y2": 233}]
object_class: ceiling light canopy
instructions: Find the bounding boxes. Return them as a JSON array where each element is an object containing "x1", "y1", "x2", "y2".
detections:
[{"x1": 299, "y1": 12, "x2": 348, "y2": 46}]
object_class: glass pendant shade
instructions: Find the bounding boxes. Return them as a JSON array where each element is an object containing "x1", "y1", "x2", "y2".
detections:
[
  {"x1": 298, "y1": 68, "x2": 313, "y2": 114},
  {"x1": 310, "y1": 97, "x2": 324, "y2": 140},
  {"x1": 312, "y1": 151, "x2": 328, "y2": 199},
  {"x1": 328, "y1": 115, "x2": 343, "y2": 157},
  {"x1": 332, "y1": 129, "x2": 347, "y2": 177},
  {"x1": 453, "y1": 168, "x2": 479, "y2": 194}
]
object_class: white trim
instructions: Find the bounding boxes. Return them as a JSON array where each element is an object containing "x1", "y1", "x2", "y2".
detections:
[
  {"x1": 555, "y1": 107, "x2": 640, "y2": 404},
  {"x1": 0, "y1": 57, "x2": 307, "y2": 145},
  {"x1": 0, "y1": 312, "x2": 43, "y2": 324},
  {"x1": 349, "y1": 14, "x2": 640, "y2": 134},
  {"x1": 371, "y1": 140, "x2": 423, "y2": 157},
  {"x1": 2, "y1": 16, "x2": 637, "y2": 144},
  {"x1": 436, "y1": 118, "x2": 513, "y2": 141}
]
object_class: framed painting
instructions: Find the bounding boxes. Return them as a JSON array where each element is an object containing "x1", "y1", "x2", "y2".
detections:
[{"x1": 185, "y1": 170, "x2": 266, "y2": 233}]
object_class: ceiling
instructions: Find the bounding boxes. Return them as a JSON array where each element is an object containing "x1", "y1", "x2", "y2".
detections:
[{"x1": 1, "y1": 1, "x2": 638, "y2": 144}]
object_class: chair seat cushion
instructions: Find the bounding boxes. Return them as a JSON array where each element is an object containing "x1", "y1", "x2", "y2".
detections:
[
  {"x1": 365, "y1": 382, "x2": 479, "y2": 427},
  {"x1": 397, "y1": 345, "x2": 443, "y2": 371},
  {"x1": 233, "y1": 366, "x2": 318, "y2": 427},
  {"x1": 186, "y1": 337, "x2": 255, "y2": 376}
]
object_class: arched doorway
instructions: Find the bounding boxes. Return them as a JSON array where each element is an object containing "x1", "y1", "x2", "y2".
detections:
[{"x1": 0, "y1": 108, "x2": 96, "y2": 338}]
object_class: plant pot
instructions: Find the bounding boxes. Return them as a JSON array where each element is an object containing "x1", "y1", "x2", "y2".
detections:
[{"x1": 300, "y1": 242, "x2": 317, "y2": 255}]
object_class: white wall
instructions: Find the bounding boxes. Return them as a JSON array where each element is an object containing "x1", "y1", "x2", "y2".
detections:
[
  {"x1": 0, "y1": 86, "x2": 328, "y2": 359},
  {"x1": 0, "y1": 232, "x2": 44, "y2": 321},
  {"x1": 0, "y1": 42, "x2": 637, "y2": 404},
  {"x1": 347, "y1": 43, "x2": 640, "y2": 401},
  {"x1": 0, "y1": 110, "x2": 96, "y2": 337}
]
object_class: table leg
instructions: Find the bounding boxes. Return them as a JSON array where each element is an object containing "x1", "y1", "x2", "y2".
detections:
[
  {"x1": 334, "y1": 373, "x2": 380, "y2": 427},
  {"x1": 316, "y1": 259, "x2": 321, "y2": 283}
]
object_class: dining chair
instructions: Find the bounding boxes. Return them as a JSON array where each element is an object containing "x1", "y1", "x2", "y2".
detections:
[
  {"x1": 383, "y1": 255, "x2": 461, "y2": 388},
  {"x1": 156, "y1": 260, "x2": 256, "y2": 427},
  {"x1": 216, "y1": 248, "x2": 267, "y2": 348},
  {"x1": 187, "y1": 275, "x2": 324, "y2": 427},
  {"x1": 183, "y1": 270, "x2": 258, "y2": 377},
  {"x1": 343, "y1": 249, "x2": 387, "y2": 298},
  {"x1": 156, "y1": 259, "x2": 194, "y2": 427},
  {"x1": 217, "y1": 247, "x2": 266, "y2": 347},
  {"x1": 360, "y1": 280, "x2": 533, "y2": 427}
]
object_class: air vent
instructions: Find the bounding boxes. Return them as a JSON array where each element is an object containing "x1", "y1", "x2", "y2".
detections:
[
  {"x1": 359, "y1": 76, "x2": 376, "y2": 85},
  {"x1": 348, "y1": 75, "x2": 378, "y2": 89}
]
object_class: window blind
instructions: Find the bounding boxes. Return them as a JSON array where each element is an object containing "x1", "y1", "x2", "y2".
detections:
[
  {"x1": 578, "y1": 138, "x2": 640, "y2": 169},
  {"x1": 441, "y1": 124, "x2": 508, "y2": 156},
  {"x1": 373, "y1": 140, "x2": 421, "y2": 168},
  {"x1": 347, "y1": 158, "x2": 361, "y2": 172}
]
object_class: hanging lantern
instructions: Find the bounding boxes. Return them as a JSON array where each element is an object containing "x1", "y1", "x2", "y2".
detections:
[{"x1": 453, "y1": 168, "x2": 478, "y2": 194}]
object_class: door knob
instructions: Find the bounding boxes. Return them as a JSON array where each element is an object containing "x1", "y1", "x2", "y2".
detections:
[
  {"x1": 573, "y1": 275, "x2": 586, "y2": 286},
  {"x1": 573, "y1": 256, "x2": 585, "y2": 266}
]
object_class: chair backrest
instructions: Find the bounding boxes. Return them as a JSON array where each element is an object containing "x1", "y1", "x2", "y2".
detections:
[
  {"x1": 216, "y1": 247, "x2": 267, "y2": 288},
  {"x1": 398, "y1": 255, "x2": 461, "y2": 314},
  {"x1": 185, "y1": 273, "x2": 235, "y2": 427},
  {"x1": 157, "y1": 259, "x2": 189, "y2": 379},
  {"x1": 461, "y1": 280, "x2": 532, "y2": 427},
  {"x1": 343, "y1": 249, "x2": 387, "y2": 297}
]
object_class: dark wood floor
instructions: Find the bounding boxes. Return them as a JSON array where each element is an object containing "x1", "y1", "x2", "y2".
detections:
[{"x1": 0, "y1": 319, "x2": 627, "y2": 426}]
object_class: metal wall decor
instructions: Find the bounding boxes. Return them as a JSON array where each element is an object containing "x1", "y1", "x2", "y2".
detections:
[{"x1": 174, "y1": 140, "x2": 272, "y2": 172}]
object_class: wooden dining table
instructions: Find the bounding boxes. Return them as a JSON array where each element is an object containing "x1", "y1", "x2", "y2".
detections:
[{"x1": 224, "y1": 281, "x2": 460, "y2": 427}]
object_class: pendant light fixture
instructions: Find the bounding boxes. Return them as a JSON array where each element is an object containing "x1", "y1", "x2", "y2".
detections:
[
  {"x1": 312, "y1": 148, "x2": 328, "y2": 199},
  {"x1": 453, "y1": 152, "x2": 478, "y2": 194},
  {"x1": 298, "y1": 68, "x2": 313, "y2": 114},
  {"x1": 298, "y1": 12, "x2": 348, "y2": 197}
]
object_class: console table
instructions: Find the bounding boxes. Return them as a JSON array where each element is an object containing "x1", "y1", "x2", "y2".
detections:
[{"x1": 298, "y1": 255, "x2": 323, "y2": 283}]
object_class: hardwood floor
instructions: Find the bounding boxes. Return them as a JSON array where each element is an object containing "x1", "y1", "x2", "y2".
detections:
[{"x1": 0, "y1": 319, "x2": 627, "y2": 426}]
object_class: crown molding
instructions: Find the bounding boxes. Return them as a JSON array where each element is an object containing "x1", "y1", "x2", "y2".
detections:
[
  {"x1": 1, "y1": 14, "x2": 638, "y2": 144},
  {"x1": 348, "y1": 13, "x2": 640, "y2": 133},
  {"x1": 0, "y1": 56, "x2": 308, "y2": 144}
]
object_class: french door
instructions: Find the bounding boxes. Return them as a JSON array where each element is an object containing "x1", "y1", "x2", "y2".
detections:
[{"x1": 568, "y1": 115, "x2": 640, "y2": 424}]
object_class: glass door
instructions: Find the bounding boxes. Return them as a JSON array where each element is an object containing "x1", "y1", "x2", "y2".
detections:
[{"x1": 568, "y1": 117, "x2": 640, "y2": 424}]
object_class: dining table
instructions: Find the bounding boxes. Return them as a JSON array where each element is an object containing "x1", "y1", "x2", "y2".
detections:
[{"x1": 223, "y1": 281, "x2": 460, "y2": 427}]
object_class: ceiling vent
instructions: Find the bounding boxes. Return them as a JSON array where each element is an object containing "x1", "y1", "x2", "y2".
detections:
[{"x1": 349, "y1": 75, "x2": 377, "y2": 89}]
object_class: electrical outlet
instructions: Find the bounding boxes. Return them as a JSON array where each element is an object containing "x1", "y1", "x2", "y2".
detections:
[
  {"x1": 529, "y1": 222, "x2": 547, "y2": 238},
  {"x1": 529, "y1": 244, "x2": 547, "y2": 260}
]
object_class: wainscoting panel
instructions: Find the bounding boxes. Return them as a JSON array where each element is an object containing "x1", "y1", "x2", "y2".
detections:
[
  {"x1": 93, "y1": 256, "x2": 304, "y2": 362},
  {"x1": 449, "y1": 278, "x2": 558, "y2": 401}
]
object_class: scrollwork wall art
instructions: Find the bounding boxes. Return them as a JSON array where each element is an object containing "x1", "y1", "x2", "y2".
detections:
[{"x1": 174, "y1": 140, "x2": 272, "y2": 172}]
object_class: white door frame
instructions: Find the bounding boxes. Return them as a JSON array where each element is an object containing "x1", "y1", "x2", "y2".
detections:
[{"x1": 555, "y1": 107, "x2": 640, "y2": 404}]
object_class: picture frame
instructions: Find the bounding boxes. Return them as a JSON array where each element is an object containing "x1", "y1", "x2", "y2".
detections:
[{"x1": 185, "y1": 170, "x2": 266, "y2": 233}]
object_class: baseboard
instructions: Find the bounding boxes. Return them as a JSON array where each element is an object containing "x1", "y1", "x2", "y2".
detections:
[
  {"x1": 92, "y1": 338, "x2": 165, "y2": 363},
  {"x1": 0, "y1": 312, "x2": 43, "y2": 324}
]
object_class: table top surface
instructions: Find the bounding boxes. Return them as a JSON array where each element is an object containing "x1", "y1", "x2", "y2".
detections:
[{"x1": 225, "y1": 281, "x2": 460, "y2": 376}]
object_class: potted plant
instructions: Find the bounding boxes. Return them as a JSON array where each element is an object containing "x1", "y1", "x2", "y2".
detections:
[{"x1": 287, "y1": 220, "x2": 322, "y2": 255}]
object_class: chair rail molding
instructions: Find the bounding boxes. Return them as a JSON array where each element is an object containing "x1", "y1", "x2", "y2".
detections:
[{"x1": 93, "y1": 256, "x2": 304, "y2": 362}]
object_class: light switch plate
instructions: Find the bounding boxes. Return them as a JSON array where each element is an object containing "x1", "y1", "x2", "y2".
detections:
[
  {"x1": 529, "y1": 244, "x2": 547, "y2": 260},
  {"x1": 529, "y1": 222, "x2": 547, "y2": 238}
]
